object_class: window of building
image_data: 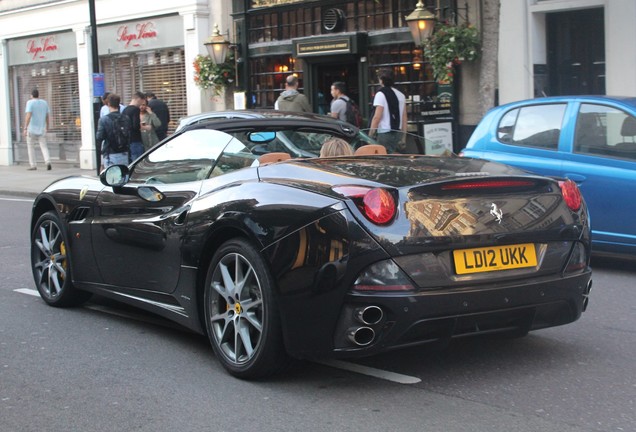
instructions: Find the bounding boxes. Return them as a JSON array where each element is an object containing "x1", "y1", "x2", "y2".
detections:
[
  {"x1": 367, "y1": 43, "x2": 436, "y2": 129},
  {"x1": 247, "y1": 0, "x2": 427, "y2": 43},
  {"x1": 249, "y1": 56, "x2": 303, "y2": 109}
]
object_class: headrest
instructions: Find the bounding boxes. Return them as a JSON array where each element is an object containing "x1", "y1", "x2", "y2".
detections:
[
  {"x1": 354, "y1": 144, "x2": 388, "y2": 155},
  {"x1": 257, "y1": 152, "x2": 291, "y2": 164},
  {"x1": 621, "y1": 116, "x2": 636, "y2": 137}
]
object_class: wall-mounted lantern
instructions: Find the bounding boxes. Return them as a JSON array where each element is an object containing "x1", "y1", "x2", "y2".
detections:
[{"x1": 405, "y1": 1, "x2": 436, "y2": 46}]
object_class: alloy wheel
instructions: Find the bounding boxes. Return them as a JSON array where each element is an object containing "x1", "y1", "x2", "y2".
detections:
[
  {"x1": 32, "y1": 218, "x2": 68, "y2": 300},
  {"x1": 208, "y1": 252, "x2": 264, "y2": 365}
]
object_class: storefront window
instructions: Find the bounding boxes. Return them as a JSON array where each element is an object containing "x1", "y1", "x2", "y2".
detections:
[
  {"x1": 249, "y1": 56, "x2": 303, "y2": 109},
  {"x1": 9, "y1": 61, "x2": 81, "y2": 163},
  {"x1": 367, "y1": 43, "x2": 437, "y2": 131},
  {"x1": 101, "y1": 48, "x2": 186, "y2": 135}
]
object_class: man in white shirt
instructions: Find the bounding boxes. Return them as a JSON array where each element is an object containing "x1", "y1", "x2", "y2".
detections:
[
  {"x1": 23, "y1": 89, "x2": 51, "y2": 170},
  {"x1": 369, "y1": 68, "x2": 407, "y2": 153}
]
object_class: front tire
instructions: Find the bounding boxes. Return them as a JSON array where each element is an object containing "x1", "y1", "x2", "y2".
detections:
[
  {"x1": 31, "y1": 211, "x2": 91, "y2": 307},
  {"x1": 203, "y1": 238, "x2": 287, "y2": 379}
]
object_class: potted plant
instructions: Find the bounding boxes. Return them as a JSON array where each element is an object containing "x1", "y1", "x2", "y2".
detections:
[
  {"x1": 193, "y1": 52, "x2": 235, "y2": 95},
  {"x1": 423, "y1": 21, "x2": 480, "y2": 84}
]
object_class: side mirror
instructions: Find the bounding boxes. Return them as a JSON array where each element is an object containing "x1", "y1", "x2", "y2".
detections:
[{"x1": 100, "y1": 165, "x2": 130, "y2": 187}]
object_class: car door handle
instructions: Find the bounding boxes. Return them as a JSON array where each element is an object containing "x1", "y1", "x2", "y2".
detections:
[{"x1": 564, "y1": 173, "x2": 586, "y2": 183}]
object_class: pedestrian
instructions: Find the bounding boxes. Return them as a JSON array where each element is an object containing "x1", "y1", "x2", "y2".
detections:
[
  {"x1": 146, "y1": 92, "x2": 170, "y2": 141},
  {"x1": 369, "y1": 68, "x2": 407, "y2": 153},
  {"x1": 95, "y1": 94, "x2": 131, "y2": 170},
  {"x1": 320, "y1": 137, "x2": 353, "y2": 157},
  {"x1": 121, "y1": 91, "x2": 146, "y2": 161},
  {"x1": 23, "y1": 88, "x2": 51, "y2": 171},
  {"x1": 100, "y1": 92, "x2": 125, "y2": 118},
  {"x1": 140, "y1": 100, "x2": 161, "y2": 151},
  {"x1": 275, "y1": 74, "x2": 312, "y2": 112},
  {"x1": 328, "y1": 81, "x2": 349, "y2": 122}
]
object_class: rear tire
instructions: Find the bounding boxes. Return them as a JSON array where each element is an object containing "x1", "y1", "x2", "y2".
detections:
[
  {"x1": 31, "y1": 211, "x2": 91, "y2": 307},
  {"x1": 203, "y1": 238, "x2": 288, "y2": 379}
]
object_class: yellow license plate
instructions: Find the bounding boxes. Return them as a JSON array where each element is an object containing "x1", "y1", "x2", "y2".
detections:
[{"x1": 453, "y1": 243, "x2": 537, "y2": 275}]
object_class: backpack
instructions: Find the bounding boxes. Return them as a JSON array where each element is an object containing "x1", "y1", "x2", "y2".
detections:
[
  {"x1": 343, "y1": 96, "x2": 363, "y2": 128},
  {"x1": 106, "y1": 112, "x2": 131, "y2": 153}
]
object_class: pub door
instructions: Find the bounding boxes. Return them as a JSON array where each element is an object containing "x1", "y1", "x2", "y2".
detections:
[{"x1": 311, "y1": 61, "x2": 360, "y2": 116}]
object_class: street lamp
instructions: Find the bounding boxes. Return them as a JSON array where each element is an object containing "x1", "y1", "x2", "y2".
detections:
[
  {"x1": 204, "y1": 24, "x2": 230, "y2": 65},
  {"x1": 405, "y1": 1, "x2": 436, "y2": 46}
]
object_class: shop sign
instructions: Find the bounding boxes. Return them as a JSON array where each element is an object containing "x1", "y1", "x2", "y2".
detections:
[
  {"x1": 423, "y1": 122, "x2": 453, "y2": 155},
  {"x1": 252, "y1": 0, "x2": 303, "y2": 7},
  {"x1": 98, "y1": 14, "x2": 183, "y2": 55},
  {"x1": 296, "y1": 38, "x2": 351, "y2": 56},
  {"x1": 293, "y1": 34, "x2": 366, "y2": 57},
  {"x1": 117, "y1": 22, "x2": 158, "y2": 49},
  {"x1": 7, "y1": 32, "x2": 76, "y2": 65},
  {"x1": 420, "y1": 84, "x2": 453, "y2": 121}
]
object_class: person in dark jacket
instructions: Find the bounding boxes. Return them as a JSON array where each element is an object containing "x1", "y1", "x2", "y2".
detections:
[
  {"x1": 146, "y1": 92, "x2": 170, "y2": 140},
  {"x1": 122, "y1": 91, "x2": 146, "y2": 161},
  {"x1": 96, "y1": 94, "x2": 130, "y2": 170},
  {"x1": 275, "y1": 75, "x2": 312, "y2": 112}
]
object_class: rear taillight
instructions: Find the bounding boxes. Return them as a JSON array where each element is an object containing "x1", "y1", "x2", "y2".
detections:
[
  {"x1": 333, "y1": 186, "x2": 397, "y2": 225},
  {"x1": 559, "y1": 179, "x2": 582, "y2": 211}
]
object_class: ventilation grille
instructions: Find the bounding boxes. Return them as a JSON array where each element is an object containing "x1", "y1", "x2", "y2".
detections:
[{"x1": 322, "y1": 8, "x2": 345, "y2": 33}]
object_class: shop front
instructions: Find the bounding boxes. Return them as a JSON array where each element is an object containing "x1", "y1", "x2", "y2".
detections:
[
  {"x1": 7, "y1": 32, "x2": 81, "y2": 165},
  {"x1": 96, "y1": 15, "x2": 187, "y2": 135}
]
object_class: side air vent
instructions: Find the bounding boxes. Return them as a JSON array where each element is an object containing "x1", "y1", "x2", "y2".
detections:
[
  {"x1": 322, "y1": 8, "x2": 345, "y2": 33},
  {"x1": 68, "y1": 206, "x2": 91, "y2": 222}
]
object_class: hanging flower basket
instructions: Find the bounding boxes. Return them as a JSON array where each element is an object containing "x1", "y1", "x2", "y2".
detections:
[
  {"x1": 423, "y1": 22, "x2": 480, "y2": 84},
  {"x1": 193, "y1": 53, "x2": 235, "y2": 95}
]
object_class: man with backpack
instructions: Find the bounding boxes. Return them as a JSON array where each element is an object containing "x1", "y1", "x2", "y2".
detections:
[
  {"x1": 96, "y1": 94, "x2": 131, "y2": 170},
  {"x1": 329, "y1": 81, "x2": 362, "y2": 127}
]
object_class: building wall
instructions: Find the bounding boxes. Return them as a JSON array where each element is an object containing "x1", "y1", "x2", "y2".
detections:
[
  {"x1": 498, "y1": 0, "x2": 636, "y2": 104},
  {"x1": 0, "y1": 0, "x2": 230, "y2": 168}
]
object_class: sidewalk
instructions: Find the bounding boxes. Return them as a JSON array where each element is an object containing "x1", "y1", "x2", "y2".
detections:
[{"x1": 0, "y1": 163, "x2": 97, "y2": 198}]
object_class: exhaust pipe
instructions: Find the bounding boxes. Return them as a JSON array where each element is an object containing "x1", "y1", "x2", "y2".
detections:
[
  {"x1": 354, "y1": 306, "x2": 383, "y2": 325},
  {"x1": 347, "y1": 326, "x2": 375, "y2": 346}
]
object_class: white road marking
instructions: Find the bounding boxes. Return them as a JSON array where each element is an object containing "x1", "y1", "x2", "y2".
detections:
[
  {"x1": 14, "y1": 288, "x2": 39, "y2": 297},
  {"x1": 13, "y1": 288, "x2": 182, "y2": 330},
  {"x1": 14, "y1": 288, "x2": 418, "y2": 383},
  {"x1": 0, "y1": 197, "x2": 32, "y2": 203},
  {"x1": 316, "y1": 359, "x2": 421, "y2": 384}
]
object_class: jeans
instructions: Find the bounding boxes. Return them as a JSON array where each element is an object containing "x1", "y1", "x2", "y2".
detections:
[
  {"x1": 376, "y1": 131, "x2": 403, "y2": 154},
  {"x1": 130, "y1": 141, "x2": 144, "y2": 162},
  {"x1": 102, "y1": 152, "x2": 130, "y2": 169}
]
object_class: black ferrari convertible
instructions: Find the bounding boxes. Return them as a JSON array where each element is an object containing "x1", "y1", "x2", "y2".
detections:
[{"x1": 30, "y1": 112, "x2": 593, "y2": 378}]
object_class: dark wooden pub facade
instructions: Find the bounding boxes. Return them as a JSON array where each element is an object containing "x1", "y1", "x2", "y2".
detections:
[{"x1": 231, "y1": 0, "x2": 458, "y2": 150}]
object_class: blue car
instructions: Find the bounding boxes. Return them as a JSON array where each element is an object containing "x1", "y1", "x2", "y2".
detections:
[{"x1": 461, "y1": 96, "x2": 636, "y2": 257}]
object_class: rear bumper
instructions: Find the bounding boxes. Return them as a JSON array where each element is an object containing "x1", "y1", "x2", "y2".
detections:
[{"x1": 331, "y1": 269, "x2": 592, "y2": 357}]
